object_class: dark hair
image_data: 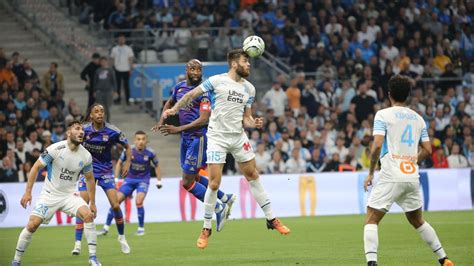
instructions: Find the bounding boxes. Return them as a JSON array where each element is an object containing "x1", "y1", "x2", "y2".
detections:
[
  {"x1": 227, "y1": 49, "x2": 248, "y2": 66},
  {"x1": 135, "y1": 130, "x2": 146, "y2": 136},
  {"x1": 92, "y1": 53, "x2": 101, "y2": 59},
  {"x1": 68, "y1": 120, "x2": 82, "y2": 128},
  {"x1": 99, "y1": 56, "x2": 108, "y2": 61},
  {"x1": 388, "y1": 75, "x2": 411, "y2": 103},
  {"x1": 51, "y1": 62, "x2": 58, "y2": 68},
  {"x1": 81, "y1": 103, "x2": 104, "y2": 123}
]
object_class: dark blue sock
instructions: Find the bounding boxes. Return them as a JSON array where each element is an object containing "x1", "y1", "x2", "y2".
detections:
[
  {"x1": 105, "y1": 208, "x2": 114, "y2": 226},
  {"x1": 113, "y1": 209, "x2": 125, "y2": 235},
  {"x1": 188, "y1": 181, "x2": 222, "y2": 211},
  {"x1": 75, "y1": 218, "x2": 83, "y2": 241},
  {"x1": 137, "y1": 205, "x2": 145, "y2": 228},
  {"x1": 197, "y1": 175, "x2": 225, "y2": 200}
]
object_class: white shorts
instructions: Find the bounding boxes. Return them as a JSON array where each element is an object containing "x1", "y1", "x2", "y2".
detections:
[
  {"x1": 206, "y1": 131, "x2": 255, "y2": 164},
  {"x1": 367, "y1": 182, "x2": 422, "y2": 213},
  {"x1": 31, "y1": 192, "x2": 88, "y2": 224}
]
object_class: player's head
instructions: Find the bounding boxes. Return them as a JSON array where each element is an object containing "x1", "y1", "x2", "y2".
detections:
[
  {"x1": 185, "y1": 59, "x2": 202, "y2": 86},
  {"x1": 227, "y1": 49, "x2": 250, "y2": 78},
  {"x1": 67, "y1": 120, "x2": 84, "y2": 145},
  {"x1": 134, "y1": 130, "x2": 147, "y2": 150},
  {"x1": 83, "y1": 103, "x2": 105, "y2": 124},
  {"x1": 388, "y1": 75, "x2": 412, "y2": 104}
]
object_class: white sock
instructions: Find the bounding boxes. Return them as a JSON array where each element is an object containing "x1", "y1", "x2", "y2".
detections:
[
  {"x1": 103, "y1": 224, "x2": 110, "y2": 231},
  {"x1": 14, "y1": 228, "x2": 33, "y2": 262},
  {"x1": 364, "y1": 224, "x2": 378, "y2": 262},
  {"x1": 416, "y1": 222, "x2": 446, "y2": 259},
  {"x1": 203, "y1": 188, "x2": 217, "y2": 229},
  {"x1": 84, "y1": 222, "x2": 97, "y2": 257},
  {"x1": 248, "y1": 179, "x2": 275, "y2": 220},
  {"x1": 118, "y1": 235, "x2": 126, "y2": 241}
]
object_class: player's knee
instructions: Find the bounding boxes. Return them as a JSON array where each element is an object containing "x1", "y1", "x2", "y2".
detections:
[
  {"x1": 26, "y1": 221, "x2": 40, "y2": 233},
  {"x1": 208, "y1": 179, "x2": 220, "y2": 190},
  {"x1": 82, "y1": 211, "x2": 94, "y2": 223},
  {"x1": 408, "y1": 217, "x2": 424, "y2": 229},
  {"x1": 182, "y1": 174, "x2": 196, "y2": 189},
  {"x1": 111, "y1": 203, "x2": 120, "y2": 210},
  {"x1": 244, "y1": 169, "x2": 259, "y2": 181}
]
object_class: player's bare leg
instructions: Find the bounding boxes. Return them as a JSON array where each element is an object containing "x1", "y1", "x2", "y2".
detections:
[
  {"x1": 72, "y1": 190, "x2": 90, "y2": 255},
  {"x1": 364, "y1": 206, "x2": 385, "y2": 266},
  {"x1": 135, "y1": 192, "x2": 146, "y2": 235},
  {"x1": 76, "y1": 206, "x2": 101, "y2": 266},
  {"x1": 105, "y1": 188, "x2": 130, "y2": 254},
  {"x1": 98, "y1": 192, "x2": 126, "y2": 236},
  {"x1": 239, "y1": 158, "x2": 290, "y2": 235},
  {"x1": 197, "y1": 163, "x2": 224, "y2": 249},
  {"x1": 12, "y1": 215, "x2": 42, "y2": 265},
  {"x1": 405, "y1": 208, "x2": 453, "y2": 266}
]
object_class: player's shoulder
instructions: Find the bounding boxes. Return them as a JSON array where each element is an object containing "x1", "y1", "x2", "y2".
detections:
[
  {"x1": 50, "y1": 140, "x2": 67, "y2": 151},
  {"x1": 242, "y1": 79, "x2": 256, "y2": 93},
  {"x1": 209, "y1": 73, "x2": 228, "y2": 82},
  {"x1": 104, "y1": 122, "x2": 122, "y2": 134},
  {"x1": 78, "y1": 144, "x2": 92, "y2": 157},
  {"x1": 174, "y1": 80, "x2": 187, "y2": 89}
]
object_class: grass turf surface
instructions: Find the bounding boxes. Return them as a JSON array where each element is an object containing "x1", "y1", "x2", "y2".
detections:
[{"x1": 0, "y1": 211, "x2": 472, "y2": 265}]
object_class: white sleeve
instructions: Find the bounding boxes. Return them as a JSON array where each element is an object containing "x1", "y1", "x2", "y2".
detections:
[
  {"x1": 246, "y1": 84, "x2": 256, "y2": 108},
  {"x1": 200, "y1": 76, "x2": 216, "y2": 93},
  {"x1": 128, "y1": 46, "x2": 135, "y2": 58},
  {"x1": 420, "y1": 120, "x2": 429, "y2": 143},
  {"x1": 83, "y1": 153, "x2": 93, "y2": 174},
  {"x1": 373, "y1": 111, "x2": 386, "y2": 136},
  {"x1": 110, "y1": 47, "x2": 116, "y2": 58},
  {"x1": 39, "y1": 143, "x2": 60, "y2": 166}
]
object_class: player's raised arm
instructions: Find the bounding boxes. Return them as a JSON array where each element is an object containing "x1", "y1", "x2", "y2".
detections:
[
  {"x1": 151, "y1": 96, "x2": 176, "y2": 132},
  {"x1": 160, "y1": 96, "x2": 210, "y2": 135},
  {"x1": 21, "y1": 159, "x2": 46, "y2": 208},
  {"x1": 162, "y1": 86, "x2": 204, "y2": 119}
]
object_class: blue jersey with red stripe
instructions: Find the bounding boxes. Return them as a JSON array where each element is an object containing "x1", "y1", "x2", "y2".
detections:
[
  {"x1": 170, "y1": 80, "x2": 210, "y2": 139},
  {"x1": 82, "y1": 122, "x2": 128, "y2": 178},
  {"x1": 119, "y1": 145, "x2": 158, "y2": 181}
]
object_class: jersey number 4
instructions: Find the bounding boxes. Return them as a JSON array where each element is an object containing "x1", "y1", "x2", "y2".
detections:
[{"x1": 401, "y1": 124, "x2": 415, "y2": 147}]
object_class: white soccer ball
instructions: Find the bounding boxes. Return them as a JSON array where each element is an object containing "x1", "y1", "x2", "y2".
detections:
[{"x1": 243, "y1": 35, "x2": 265, "y2": 58}]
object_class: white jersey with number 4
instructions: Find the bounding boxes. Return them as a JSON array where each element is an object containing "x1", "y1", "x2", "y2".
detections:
[
  {"x1": 199, "y1": 73, "x2": 255, "y2": 134},
  {"x1": 373, "y1": 106, "x2": 429, "y2": 182},
  {"x1": 39, "y1": 140, "x2": 93, "y2": 195}
]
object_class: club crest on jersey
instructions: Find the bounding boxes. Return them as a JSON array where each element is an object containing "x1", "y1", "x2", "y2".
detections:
[
  {"x1": 144, "y1": 155, "x2": 149, "y2": 161},
  {"x1": 102, "y1": 134, "x2": 109, "y2": 141},
  {"x1": 79, "y1": 161, "x2": 84, "y2": 168},
  {"x1": 86, "y1": 135, "x2": 90, "y2": 140},
  {"x1": 243, "y1": 142, "x2": 252, "y2": 152}
]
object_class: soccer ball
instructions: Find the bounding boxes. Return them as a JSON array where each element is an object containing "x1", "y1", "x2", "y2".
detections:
[{"x1": 243, "y1": 35, "x2": 265, "y2": 58}]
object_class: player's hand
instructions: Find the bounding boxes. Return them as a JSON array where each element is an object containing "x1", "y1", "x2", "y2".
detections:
[
  {"x1": 122, "y1": 161, "x2": 131, "y2": 177},
  {"x1": 162, "y1": 108, "x2": 177, "y2": 119},
  {"x1": 364, "y1": 174, "x2": 373, "y2": 192},
  {"x1": 89, "y1": 203, "x2": 97, "y2": 219},
  {"x1": 159, "y1": 124, "x2": 180, "y2": 135},
  {"x1": 255, "y1": 117, "x2": 264, "y2": 129},
  {"x1": 156, "y1": 180, "x2": 163, "y2": 189},
  {"x1": 151, "y1": 121, "x2": 163, "y2": 133},
  {"x1": 20, "y1": 192, "x2": 32, "y2": 209}
]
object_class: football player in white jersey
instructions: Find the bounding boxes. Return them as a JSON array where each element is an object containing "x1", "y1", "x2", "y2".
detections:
[
  {"x1": 163, "y1": 49, "x2": 290, "y2": 249},
  {"x1": 11, "y1": 121, "x2": 101, "y2": 266},
  {"x1": 363, "y1": 75, "x2": 453, "y2": 266}
]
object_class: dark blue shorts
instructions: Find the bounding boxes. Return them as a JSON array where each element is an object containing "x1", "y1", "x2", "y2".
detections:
[
  {"x1": 119, "y1": 178, "x2": 149, "y2": 197},
  {"x1": 78, "y1": 175, "x2": 116, "y2": 192},
  {"x1": 180, "y1": 136, "x2": 207, "y2": 174}
]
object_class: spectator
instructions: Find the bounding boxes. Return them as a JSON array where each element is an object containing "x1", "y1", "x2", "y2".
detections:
[
  {"x1": 306, "y1": 148, "x2": 325, "y2": 173},
  {"x1": 24, "y1": 131, "x2": 42, "y2": 154},
  {"x1": 433, "y1": 46, "x2": 452, "y2": 74},
  {"x1": 262, "y1": 82, "x2": 287, "y2": 117},
  {"x1": 94, "y1": 57, "x2": 117, "y2": 122},
  {"x1": 285, "y1": 148, "x2": 306, "y2": 174},
  {"x1": 323, "y1": 153, "x2": 341, "y2": 172},
  {"x1": 0, "y1": 61, "x2": 19, "y2": 89},
  {"x1": 266, "y1": 150, "x2": 285, "y2": 174},
  {"x1": 432, "y1": 149, "x2": 449, "y2": 168},
  {"x1": 329, "y1": 137, "x2": 349, "y2": 162},
  {"x1": 350, "y1": 83, "x2": 376, "y2": 124},
  {"x1": 255, "y1": 142, "x2": 271, "y2": 174},
  {"x1": 80, "y1": 53, "x2": 101, "y2": 107},
  {"x1": 0, "y1": 156, "x2": 19, "y2": 182},
  {"x1": 51, "y1": 123, "x2": 65, "y2": 143},
  {"x1": 447, "y1": 144, "x2": 469, "y2": 168},
  {"x1": 42, "y1": 62, "x2": 64, "y2": 99},
  {"x1": 286, "y1": 78, "x2": 301, "y2": 115},
  {"x1": 110, "y1": 35, "x2": 134, "y2": 105},
  {"x1": 18, "y1": 59, "x2": 39, "y2": 87}
]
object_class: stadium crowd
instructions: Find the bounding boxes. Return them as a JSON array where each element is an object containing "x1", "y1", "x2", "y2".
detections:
[{"x1": 1, "y1": 0, "x2": 474, "y2": 182}]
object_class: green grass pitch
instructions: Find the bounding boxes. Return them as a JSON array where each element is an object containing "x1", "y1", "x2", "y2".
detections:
[{"x1": 1, "y1": 211, "x2": 473, "y2": 265}]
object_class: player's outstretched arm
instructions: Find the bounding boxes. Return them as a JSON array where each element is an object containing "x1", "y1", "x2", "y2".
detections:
[
  {"x1": 242, "y1": 107, "x2": 264, "y2": 129},
  {"x1": 417, "y1": 141, "x2": 432, "y2": 163},
  {"x1": 21, "y1": 159, "x2": 45, "y2": 208},
  {"x1": 160, "y1": 105, "x2": 210, "y2": 136},
  {"x1": 163, "y1": 87, "x2": 204, "y2": 119},
  {"x1": 84, "y1": 171, "x2": 97, "y2": 217},
  {"x1": 114, "y1": 157, "x2": 123, "y2": 180},
  {"x1": 152, "y1": 98, "x2": 176, "y2": 132},
  {"x1": 364, "y1": 135, "x2": 384, "y2": 192}
]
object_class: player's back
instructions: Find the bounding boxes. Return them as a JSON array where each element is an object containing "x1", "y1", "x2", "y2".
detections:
[{"x1": 373, "y1": 106, "x2": 428, "y2": 182}]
